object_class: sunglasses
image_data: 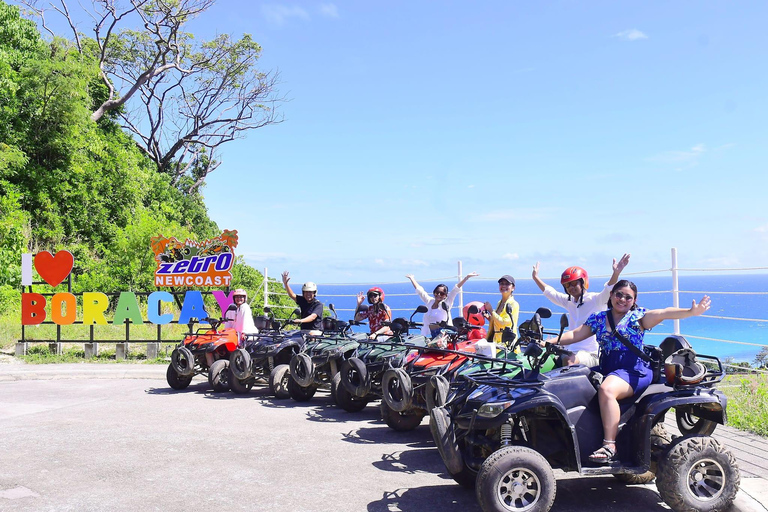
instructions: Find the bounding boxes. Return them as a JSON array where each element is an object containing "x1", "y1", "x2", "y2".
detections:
[
  {"x1": 613, "y1": 291, "x2": 635, "y2": 302},
  {"x1": 434, "y1": 291, "x2": 447, "y2": 297}
]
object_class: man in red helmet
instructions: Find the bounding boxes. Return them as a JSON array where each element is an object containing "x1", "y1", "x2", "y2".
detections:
[
  {"x1": 531, "y1": 254, "x2": 630, "y2": 366},
  {"x1": 355, "y1": 287, "x2": 393, "y2": 339}
]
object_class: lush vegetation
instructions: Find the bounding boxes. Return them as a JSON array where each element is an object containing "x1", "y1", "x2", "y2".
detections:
[
  {"x1": 722, "y1": 373, "x2": 768, "y2": 437},
  {"x1": 0, "y1": 1, "x2": 291, "y2": 351}
]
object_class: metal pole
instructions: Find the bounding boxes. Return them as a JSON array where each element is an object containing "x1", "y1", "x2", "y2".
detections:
[
  {"x1": 458, "y1": 260, "x2": 463, "y2": 312},
  {"x1": 671, "y1": 247, "x2": 680, "y2": 335},
  {"x1": 264, "y1": 267, "x2": 269, "y2": 308}
]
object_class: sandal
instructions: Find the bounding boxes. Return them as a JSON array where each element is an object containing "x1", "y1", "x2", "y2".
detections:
[{"x1": 589, "y1": 442, "x2": 616, "y2": 464}]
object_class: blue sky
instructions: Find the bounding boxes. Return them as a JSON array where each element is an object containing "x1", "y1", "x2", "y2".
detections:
[{"x1": 29, "y1": 1, "x2": 768, "y2": 285}]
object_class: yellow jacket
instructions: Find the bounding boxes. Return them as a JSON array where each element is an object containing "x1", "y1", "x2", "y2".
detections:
[{"x1": 486, "y1": 295, "x2": 520, "y2": 346}]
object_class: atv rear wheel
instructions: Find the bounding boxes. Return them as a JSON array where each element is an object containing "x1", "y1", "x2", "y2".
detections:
[
  {"x1": 287, "y1": 375, "x2": 317, "y2": 401},
  {"x1": 380, "y1": 402, "x2": 423, "y2": 431},
  {"x1": 340, "y1": 357, "x2": 370, "y2": 398},
  {"x1": 475, "y1": 445, "x2": 556, "y2": 512},
  {"x1": 332, "y1": 373, "x2": 368, "y2": 412},
  {"x1": 290, "y1": 353, "x2": 315, "y2": 388},
  {"x1": 230, "y1": 348, "x2": 252, "y2": 380},
  {"x1": 208, "y1": 359, "x2": 230, "y2": 392},
  {"x1": 656, "y1": 435, "x2": 739, "y2": 512},
  {"x1": 614, "y1": 422, "x2": 673, "y2": 484},
  {"x1": 381, "y1": 368, "x2": 413, "y2": 412},
  {"x1": 430, "y1": 406, "x2": 475, "y2": 488},
  {"x1": 171, "y1": 346, "x2": 195, "y2": 377},
  {"x1": 166, "y1": 364, "x2": 193, "y2": 390},
  {"x1": 269, "y1": 364, "x2": 291, "y2": 399},
  {"x1": 675, "y1": 408, "x2": 717, "y2": 436}
]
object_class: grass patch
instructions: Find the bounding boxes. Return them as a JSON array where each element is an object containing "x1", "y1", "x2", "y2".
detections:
[
  {"x1": 17, "y1": 342, "x2": 176, "y2": 364},
  {"x1": 721, "y1": 373, "x2": 768, "y2": 437}
]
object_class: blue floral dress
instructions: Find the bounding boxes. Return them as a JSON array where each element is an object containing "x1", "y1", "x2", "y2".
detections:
[{"x1": 585, "y1": 307, "x2": 653, "y2": 395}]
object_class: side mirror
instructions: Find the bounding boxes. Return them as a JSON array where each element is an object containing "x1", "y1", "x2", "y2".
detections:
[
  {"x1": 560, "y1": 314, "x2": 569, "y2": 329},
  {"x1": 453, "y1": 317, "x2": 467, "y2": 329},
  {"x1": 441, "y1": 302, "x2": 449, "y2": 312},
  {"x1": 264, "y1": 306, "x2": 272, "y2": 314},
  {"x1": 227, "y1": 304, "x2": 237, "y2": 312},
  {"x1": 329, "y1": 303, "x2": 335, "y2": 312},
  {"x1": 535, "y1": 307, "x2": 552, "y2": 319},
  {"x1": 293, "y1": 308, "x2": 302, "y2": 317},
  {"x1": 416, "y1": 305, "x2": 428, "y2": 314}
]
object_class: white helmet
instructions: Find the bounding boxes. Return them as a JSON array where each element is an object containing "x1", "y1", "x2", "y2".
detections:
[{"x1": 302, "y1": 282, "x2": 317, "y2": 293}]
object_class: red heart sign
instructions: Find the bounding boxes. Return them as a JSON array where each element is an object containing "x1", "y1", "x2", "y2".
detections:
[{"x1": 34, "y1": 251, "x2": 74, "y2": 287}]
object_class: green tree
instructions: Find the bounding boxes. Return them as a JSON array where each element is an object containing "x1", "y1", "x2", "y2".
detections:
[
  {"x1": 755, "y1": 347, "x2": 768, "y2": 369},
  {"x1": 21, "y1": 0, "x2": 282, "y2": 192}
]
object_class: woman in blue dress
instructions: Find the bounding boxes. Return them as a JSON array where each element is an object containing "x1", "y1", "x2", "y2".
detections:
[{"x1": 547, "y1": 280, "x2": 711, "y2": 463}]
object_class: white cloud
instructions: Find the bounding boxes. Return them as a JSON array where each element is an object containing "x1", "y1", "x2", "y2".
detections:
[
  {"x1": 755, "y1": 224, "x2": 768, "y2": 234},
  {"x1": 647, "y1": 143, "x2": 706, "y2": 168},
  {"x1": 374, "y1": 258, "x2": 385, "y2": 265},
  {"x1": 319, "y1": 3, "x2": 339, "y2": 18},
  {"x1": 613, "y1": 29, "x2": 648, "y2": 41},
  {"x1": 502, "y1": 253, "x2": 519, "y2": 261},
  {"x1": 401, "y1": 259, "x2": 430, "y2": 267},
  {"x1": 262, "y1": 5, "x2": 310, "y2": 26}
]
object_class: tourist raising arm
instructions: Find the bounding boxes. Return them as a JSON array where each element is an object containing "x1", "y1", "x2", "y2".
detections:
[
  {"x1": 406, "y1": 272, "x2": 478, "y2": 337},
  {"x1": 531, "y1": 254, "x2": 630, "y2": 367},
  {"x1": 545, "y1": 280, "x2": 710, "y2": 465}
]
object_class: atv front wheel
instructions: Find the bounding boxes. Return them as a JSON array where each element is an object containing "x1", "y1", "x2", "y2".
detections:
[
  {"x1": 229, "y1": 369, "x2": 254, "y2": 394},
  {"x1": 290, "y1": 353, "x2": 315, "y2": 388},
  {"x1": 676, "y1": 408, "x2": 717, "y2": 436},
  {"x1": 208, "y1": 359, "x2": 230, "y2": 392},
  {"x1": 340, "y1": 357, "x2": 370, "y2": 398},
  {"x1": 425, "y1": 375, "x2": 449, "y2": 412},
  {"x1": 171, "y1": 346, "x2": 195, "y2": 377},
  {"x1": 430, "y1": 406, "x2": 475, "y2": 488},
  {"x1": 475, "y1": 445, "x2": 556, "y2": 512},
  {"x1": 332, "y1": 373, "x2": 368, "y2": 412},
  {"x1": 380, "y1": 402, "x2": 423, "y2": 431},
  {"x1": 381, "y1": 368, "x2": 413, "y2": 412},
  {"x1": 230, "y1": 348, "x2": 252, "y2": 380},
  {"x1": 166, "y1": 364, "x2": 193, "y2": 390},
  {"x1": 269, "y1": 364, "x2": 291, "y2": 399},
  {"x1": 656, "y1": 435, "x2": 739, "y2": 512},
  {"x1": 287, "y1": 375, "x2": 317, "y2": 401}
]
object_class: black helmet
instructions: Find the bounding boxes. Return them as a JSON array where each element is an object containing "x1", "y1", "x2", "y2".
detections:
[{"x1": 664, "y1": 348, "x2": 706, "y2": 386}]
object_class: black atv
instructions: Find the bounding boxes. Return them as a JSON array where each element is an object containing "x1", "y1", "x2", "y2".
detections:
[
  {"x1": 227, "y1": 306, "x2": 308, "y2": 397},
  {"x1": 287, "y1": 304, "x2": 368, "y2": 402},
  {"x1": 334, "y1": 305, "x2": 430, "y2": 414},
  {"x1": 431, "y1": 313, "x2": 740, "y2": 512}
]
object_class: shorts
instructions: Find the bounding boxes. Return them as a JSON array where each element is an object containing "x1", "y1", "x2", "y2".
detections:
[{"x1": 573, "y1": 350, "x2": 599, "y2": 368}]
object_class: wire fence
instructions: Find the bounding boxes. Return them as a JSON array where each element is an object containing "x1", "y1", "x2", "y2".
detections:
[{"x1": 261, "y1": 249, "x2": 768, "y2": 363}]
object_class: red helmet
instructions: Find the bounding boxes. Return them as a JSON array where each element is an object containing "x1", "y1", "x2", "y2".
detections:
[
  {"x1": 463, "y1": 301, "x2": 485, "y2": 326},
  {"x1": 561, "y1": 266, "x2": 589, "y2": 293},
  {"x1": 367, "y1": 287, "x2": 384, "y2": 303}
]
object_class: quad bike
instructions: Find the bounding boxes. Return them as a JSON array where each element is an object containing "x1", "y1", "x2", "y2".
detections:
[
  {"x1": 377, "y1": 305, "x2": 559, "y2": 432},
  {"x1": 227, "y1": 306, "x2": 308, "y2": 397},
  {"x1": 166, "y1": 313, "x2": 240, "y2": 392},
  {"x1": 287, "y1": 304, "x2": 368, "y2": 402},
  {"x1": 431, "y1": 313, "x2": 739, "y2": 512},
  {"x1": 334, "y1": 305, "x2": 430, "y2": 413}
]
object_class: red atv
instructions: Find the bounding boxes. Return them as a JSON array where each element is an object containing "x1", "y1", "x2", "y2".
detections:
[
  {"x1": 166, "y1": 316, "x2": 241, "y2": 391},
  {"x1": 379, "y1": 320, "x2": 479, "y2": 431}
]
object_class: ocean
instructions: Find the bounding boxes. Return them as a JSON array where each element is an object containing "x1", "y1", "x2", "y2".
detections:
[{"x1": 302, "y1": 274, "x2": 768, "y2": 364}]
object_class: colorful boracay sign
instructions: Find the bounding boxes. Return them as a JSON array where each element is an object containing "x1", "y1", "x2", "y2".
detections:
[
  {"x1": 151, "y1": 230, "x2": 238, "y2": 287},
  {"x1": 21, "y1": 231, "x2": 241, "y2": 327}
]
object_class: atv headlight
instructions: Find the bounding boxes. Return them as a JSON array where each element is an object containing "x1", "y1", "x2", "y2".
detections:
[
  {"x1": 477, "y1": 400, "x2": 515, "y2": 419},
  {"x1": 326, "y1": 347, "x2": 343, "y2": 358}
]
